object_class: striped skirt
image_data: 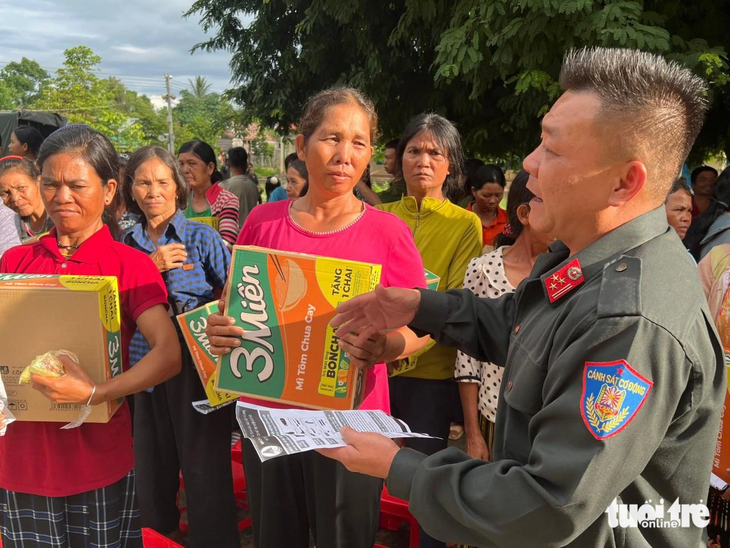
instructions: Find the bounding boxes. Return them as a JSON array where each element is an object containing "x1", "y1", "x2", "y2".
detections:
[{"x1": 0, "y1": 470, "x2": 142, "y2": 548}]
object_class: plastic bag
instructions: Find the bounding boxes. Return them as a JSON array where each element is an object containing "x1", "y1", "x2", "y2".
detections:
[
  {"x1": 18, "y1": 350, "x2": 91, "y2": 430},
  {"x1": 18, "y1": 350, "x2": 78, "y2": 384}
]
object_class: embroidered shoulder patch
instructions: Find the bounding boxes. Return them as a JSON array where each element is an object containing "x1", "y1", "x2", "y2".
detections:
[{"x1": 580, "y1": 360, "x2": 653, "y2": 440}]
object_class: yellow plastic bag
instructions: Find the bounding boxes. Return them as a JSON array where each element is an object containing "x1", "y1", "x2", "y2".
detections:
[{"x1": 18, "y1": 350, "x2": 78, "y2": 385}]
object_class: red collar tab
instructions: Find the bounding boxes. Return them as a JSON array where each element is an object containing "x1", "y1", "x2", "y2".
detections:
[{"x1": 544, "y1": 258, "x2": 585, "y2": 304}]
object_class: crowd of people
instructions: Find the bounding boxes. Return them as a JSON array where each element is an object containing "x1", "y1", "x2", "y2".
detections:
[{"x1": 0, "y1": 44, "x2": 729, "y2": 548}]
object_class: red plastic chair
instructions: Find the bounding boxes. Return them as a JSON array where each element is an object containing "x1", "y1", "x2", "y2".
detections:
[
  {"x1": 142, "y1": 527, "x2": 185, "y2": 547},
  {"x1": 378, "y1": 485, "x2": 420, "y2": 548}
]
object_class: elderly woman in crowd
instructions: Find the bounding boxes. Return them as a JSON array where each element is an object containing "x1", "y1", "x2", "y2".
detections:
[
  {"x1": 0, "y1": 125, "x2": 180, "y2": 548},
  {"x1": 664, "y1": 178, "x2": 693, "y2": 240},
  {"x1": 285, "y1": 158, "x2": 308, "y2": 199},
  {"x1": 0, "y1": 156, "x2": 54, "y2": 240},
  {"x1": 7, "y1": 125, "x2": 44, "y2": 163},
  {"x1": 205, "y1": 87, "x2": 428, "y2": 548},
  {"x1": 377, "y1": 112, "x2": 483, "y2": 548},
  {"x1": 178, "y1": 139, "x2": 239, "y2": 246},
  {"x1": 121, "y1": 145, "x2": 238, "y2": 548}
]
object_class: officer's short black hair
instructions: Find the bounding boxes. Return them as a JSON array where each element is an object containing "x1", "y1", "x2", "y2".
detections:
[
  {"x1": 384, "y1": 139, "x2": 398, "y2": 150},
  {"x1": 559, "y1": 47, "x2": 709, "y2": 198},
  {"x1": 227, "y1": 147, "x2": 248, "y2": 170}
]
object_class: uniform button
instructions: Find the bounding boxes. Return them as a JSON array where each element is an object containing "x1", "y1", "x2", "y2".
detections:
[
  {"x1": 615, "y1": 262, "x2": 627, "y2": 272},
  {"x1": 514, "y1": 325, "x2": 520, "y2": 334},
  {"x1": 61, "y1": 263, "x2": 67, "y2": 269},
  {"x1": 507, "y1": 380, "x2": 513, "y2": 391}
]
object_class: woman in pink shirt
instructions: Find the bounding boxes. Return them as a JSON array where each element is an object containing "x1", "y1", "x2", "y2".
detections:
[{"x1": 206, "y1": 87, "x2": 427, "y2": 548}]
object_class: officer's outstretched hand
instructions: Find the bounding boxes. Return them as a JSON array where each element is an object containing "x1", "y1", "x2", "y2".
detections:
[
  {"x1": 331, "y1": 285, "x2": 421, "y2": 348},
  {"x1": 317, "y1": 426, "x2": 400, "y2": 479}
]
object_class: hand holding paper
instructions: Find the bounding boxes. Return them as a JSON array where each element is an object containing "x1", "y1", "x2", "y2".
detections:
[{"x1": 317, "y1": 426, "x2": 400, "y2": 479}]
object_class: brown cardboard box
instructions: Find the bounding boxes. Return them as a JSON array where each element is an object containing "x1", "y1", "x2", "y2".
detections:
[
  {"x1": 0, "y1": 274, "x2": 123, "y2": 422},
  {"x1": 216, "y1": 246, "x2": 382, "y2": 410}
]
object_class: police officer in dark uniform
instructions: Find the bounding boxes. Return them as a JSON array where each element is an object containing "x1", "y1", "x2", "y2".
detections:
[{"x1": 321, "y1": 47, "x2": 725, "y2": 547}]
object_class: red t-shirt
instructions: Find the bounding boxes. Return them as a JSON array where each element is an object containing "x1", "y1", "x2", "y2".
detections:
[
  {"x1": 235, "y1": 200, "x2": 426, "y2": 413},
  {"x1": 467, "y1": 203, "x2": 508, "y2": 246},
  {"x1": 0, "y1": 226, "x2": 168, "y2": 496}
]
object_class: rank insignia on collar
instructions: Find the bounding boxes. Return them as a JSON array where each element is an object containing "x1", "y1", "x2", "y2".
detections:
[
  {"x1": 580, "y1": 360, "x2": 653, "y2": 441},
  {"x1": 544, "y1": 258, "x2": 585, "y2": 303}
]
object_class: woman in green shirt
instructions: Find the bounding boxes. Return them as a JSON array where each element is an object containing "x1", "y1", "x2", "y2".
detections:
[{"x1": 377, "y1": 113, "x2": 483, "y2": 548}]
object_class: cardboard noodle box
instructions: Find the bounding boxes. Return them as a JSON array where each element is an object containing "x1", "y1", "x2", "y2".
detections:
[
  {"x1": 177, "y1": 301, "x2": 239, "y2": 407},
  {"x1": 0, "y1": 274, "x2": 123, "y2": 423},
  {"x1": 216, "y1": 246, "x2": 382, "y2": 410},
  {"x1": 424, "y1": 268, "x2": 440, "y2": 291}
]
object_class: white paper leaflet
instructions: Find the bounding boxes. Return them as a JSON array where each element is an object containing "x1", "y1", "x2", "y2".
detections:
[
  {"x1": 235, "y1": 402, "x2": 437, "y2": 461},
  {"x1": 0, "y1": 375, "x2": 16, "y2": 436}
]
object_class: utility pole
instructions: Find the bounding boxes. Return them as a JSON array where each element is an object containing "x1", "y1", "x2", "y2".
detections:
[{"x1": 163, "y1": 74, "x2": 176, "y2": 154}]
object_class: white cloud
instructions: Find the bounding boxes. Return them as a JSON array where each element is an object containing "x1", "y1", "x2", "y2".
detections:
[{"x1": 0, "y1": 0, "x2": 239, "y2": 98}]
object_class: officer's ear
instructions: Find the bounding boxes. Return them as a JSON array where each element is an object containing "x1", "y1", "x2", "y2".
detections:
[{"x1": 607, "y1": 161, "x2": 647, "y2": 207}]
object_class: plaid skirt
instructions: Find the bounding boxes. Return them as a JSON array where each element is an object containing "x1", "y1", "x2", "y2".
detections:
[{"x1": 0, "y1": 470, "x2": 142, "y2": 548}]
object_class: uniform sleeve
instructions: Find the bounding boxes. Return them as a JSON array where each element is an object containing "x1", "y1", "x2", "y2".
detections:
[
  {"x1": 444, "y1": 216, "x2": 483, "y2": 291},
  {"x1": 453, "y1": 258, "x2": 484, "y2": 382},
  {"x1": 388, "y1": 313, "x2": 720, "y2": 547},
  {"x1": 125, "y1": 253, "x2": 169, "y2": 321},
  {"x1": 382, "y1": 227, "x2": 426, "y2": 289},
  {"x1": 204, "y1": 230, "x2": 232, "y2": 291},
  {"x1": 410, "y1": 288, "x2": 514, "y2": 367}
]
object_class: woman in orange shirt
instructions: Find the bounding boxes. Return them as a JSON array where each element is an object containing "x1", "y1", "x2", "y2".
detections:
[{"x1": 465, "y1": 164, "x2": 507, "y2": 247}]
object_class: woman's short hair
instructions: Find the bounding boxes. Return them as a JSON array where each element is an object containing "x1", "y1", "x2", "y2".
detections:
[
  {"x1": 666, "y1": 177, "x2": 693, "y2": 201},
  {"x1": 13, "y1": 126, "x2": 44, "y2": 157},
  {"x1": 394, "y1": 113, "x2": 465, "y2": 198},
  {"x1": 178, "y1": 140, "x2": 224, "y2": 184},
  {"x1": 472, "y1": 164, "x2": 506, "y2": 191},
  {"x1": 123, "y1": 146, "x2": 189, "y2": 217},
  {"x1": 298, "y1": 87, "x2": 378, "y2": 146},
  {"x1": 0, "y1": 156, "x2": 39, "y2": 181}
]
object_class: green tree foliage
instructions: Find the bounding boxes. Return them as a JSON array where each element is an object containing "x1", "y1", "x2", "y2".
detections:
[
  {"x1": 172, "y1": 88, "x2": 236, "y2": 147},
  {"x1": 251, "y1": 129, "x2": 275, "y2": 158},
  {"x1": 0, "y1": 58, "x2": 50, "y2": 109},
  {"x1": 187, "y1": 0, "x2": 730, "y2": 162},
  {"x1": 33, "y1": 46, "x2": 147, "y2": 149}
]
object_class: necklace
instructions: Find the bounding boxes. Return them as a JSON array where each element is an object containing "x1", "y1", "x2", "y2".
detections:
[
  {"x1": 288, "y1": 200, "x2": 366, "y2": 236},
  {"x1": 57, "y1": 241, "x2": 81, "y2": 251}
]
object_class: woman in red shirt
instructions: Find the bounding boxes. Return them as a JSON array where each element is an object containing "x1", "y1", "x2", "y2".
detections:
[
  {"x1": 0, "y1": 125, "x2": 181, "y2": 548},
  {"x1": 466, "y1": 164, "x2": 508, "y2": 247}
]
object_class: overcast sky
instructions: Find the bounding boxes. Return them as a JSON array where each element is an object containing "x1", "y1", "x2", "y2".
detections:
[{"x1": 0, "y1": 0, "x2": 241, "y2": 106}]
